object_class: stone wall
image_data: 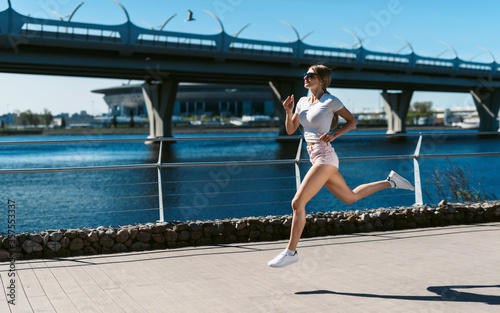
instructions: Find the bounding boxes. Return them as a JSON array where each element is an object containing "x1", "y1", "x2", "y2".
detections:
[{"x1": 1, "y1": 201, "x2": 499, "y2": 261}]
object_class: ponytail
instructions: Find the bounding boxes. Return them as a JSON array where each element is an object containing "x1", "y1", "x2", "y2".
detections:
[
  {"x1": 330, "y1": 113, "x2": 339, "y2": 130},
  {"x1": 323, "y1": 87, "x2": 338, "y2": 129}
]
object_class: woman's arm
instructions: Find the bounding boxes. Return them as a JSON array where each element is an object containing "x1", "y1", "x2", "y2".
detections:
[
  {"x1": 285, "y1": 112, "x2": 300, "y2": 135},
  {"x1": 319, "y1": 107, "x2": 357, "y2": 142},
  {"x1": 283, "y1": 95, "x2": 300, "y2": 135}
]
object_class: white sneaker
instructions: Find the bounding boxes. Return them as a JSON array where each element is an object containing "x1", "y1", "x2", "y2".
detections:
[
  {"x1": 268, "y1": 249, "x2": 298, "y2": 268},
  {"x1": 387, "y1": 170, "x2": 415, "y2": 191}
]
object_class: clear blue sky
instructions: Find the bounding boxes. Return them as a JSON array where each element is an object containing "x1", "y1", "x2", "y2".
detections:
[{"x1": 1, "y1": 0, "x2": 498, "y2": 115}]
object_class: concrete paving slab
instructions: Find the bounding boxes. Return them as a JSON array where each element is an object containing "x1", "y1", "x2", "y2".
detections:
[{"x1": 1, "y1": 222, "x2": 499, "y2": 312}]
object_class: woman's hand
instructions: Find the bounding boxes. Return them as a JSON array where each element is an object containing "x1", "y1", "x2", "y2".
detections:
[
  {"x1": 319, "y1": 132, "x2": 337, "y2": 143},
  {"x1": 283, "y1": 95, "x2": 294, "y2": 113}
]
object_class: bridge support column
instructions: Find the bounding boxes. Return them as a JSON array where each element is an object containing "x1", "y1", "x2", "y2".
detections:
[
  {"x1": 142, "y1": 78, "x2": 179, "y2": 139},
  {"x1": 382, "y1": 89, "x2": 413, "y2": 134},
  {"x1": 269, "y1": 80, "x2": 307, "y2": 136},
  {"x1": 470, "y1": 89, "x2": 500, "y2": 131}
]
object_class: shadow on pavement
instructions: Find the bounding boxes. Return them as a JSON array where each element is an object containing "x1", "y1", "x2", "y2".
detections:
[{"x1": 295, "y1": 284, "x2": 500, "y2": 305}]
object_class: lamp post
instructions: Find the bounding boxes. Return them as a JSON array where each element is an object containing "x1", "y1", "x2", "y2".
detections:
[
  {"x1": 203, "y1": 9, "x2": 224, "y2": 33},
  {"x1": 341, "y1": 28, "x2": 364, "y2": 49},
  {"x1": 233, "y1": 23, "x2": 250, "y2": 38},
  {"x1": 278, "y1": 20, "x2": 300, "y2": 41},
  {"x1": 49, "y1": 2, "x2": 84, "y2": 22},
  {"x1": 394, "y1": 35, "x2": 414, "y2": 54},
  {"x1": 111, "y1": 0, "x2": 130, "y2": 23},
  {"x1": 278, "y1": 20, "x2": 313, "y2": 42},
  {"x1": 477, "y1": 46, "x2": 496, "y2": 63},
  {"x1": 437, "y1": 41, "x2": 458, "y2": 59},
  {"x1": 66, "y1": 2, "x2": 84, "y2": 22},
  {"x1": 141, "y1": 14, "x2": 177, "y2": 31}
]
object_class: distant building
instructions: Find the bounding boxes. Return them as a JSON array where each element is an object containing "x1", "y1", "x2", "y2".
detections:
[
  {"x1": 91, "y1": 83, "x2": 275, "y2": 118},
  {"x1": 0, "y1": 113, "x2": 15, "y2": 125}
]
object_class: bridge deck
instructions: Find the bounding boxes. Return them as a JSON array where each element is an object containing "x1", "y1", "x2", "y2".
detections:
[{"x1": 1, "y1": 223, "x2": 499, "y2": 312}]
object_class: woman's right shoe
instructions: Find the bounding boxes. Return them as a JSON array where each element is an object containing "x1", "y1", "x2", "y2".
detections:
[
  {"x1": 268, "y1": 249, "x2": 298, "y2": 268},
  {"x1": 387, "y1": 170, "x2": 415, "y2": 191}
]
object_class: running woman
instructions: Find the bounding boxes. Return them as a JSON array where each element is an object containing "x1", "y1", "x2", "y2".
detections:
[{"x1": 268, "y1": 64, "x2": 415, "y2": 268}]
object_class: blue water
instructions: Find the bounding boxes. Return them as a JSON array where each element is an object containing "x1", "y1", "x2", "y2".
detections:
[{"x1": 1, "y1": 130, "x2": 499, "y2": 233}]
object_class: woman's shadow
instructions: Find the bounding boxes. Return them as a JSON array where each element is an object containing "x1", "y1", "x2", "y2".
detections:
[{"x1": 295, "y1": 284, "x2": 500, "y2": 305}]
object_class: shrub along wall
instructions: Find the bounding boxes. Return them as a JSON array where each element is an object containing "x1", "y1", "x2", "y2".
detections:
[{"x1": 1, "y1": 200, "x2": 499, "y2": 261}]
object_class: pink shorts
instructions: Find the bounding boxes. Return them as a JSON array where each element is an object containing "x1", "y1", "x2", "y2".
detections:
[{"x1": 306, "y1": 142, "x2": 339, "y2": 168}]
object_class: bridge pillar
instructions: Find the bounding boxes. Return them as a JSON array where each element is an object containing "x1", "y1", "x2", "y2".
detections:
[
  {"x1": 382, "y1": 90, "x2": 413, "y2": 134},
  {"x1": 269, "y1": 80, "x2": 307, "y2": 136},
  {"x1": 142, "y1": 78, "x2": 179, "y2": 139},
  {"x1": 470, "y1": 89, "x2": 500, "y2": 131}
]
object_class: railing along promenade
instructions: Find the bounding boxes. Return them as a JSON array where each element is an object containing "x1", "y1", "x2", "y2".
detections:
[{"x1": 0, "y1": 132, "x2": 499, "y2": 228}]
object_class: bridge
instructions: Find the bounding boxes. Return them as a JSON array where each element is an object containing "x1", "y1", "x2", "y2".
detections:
[{"x1": 1, "y1": 2, "x2": 499, "y2": 136}]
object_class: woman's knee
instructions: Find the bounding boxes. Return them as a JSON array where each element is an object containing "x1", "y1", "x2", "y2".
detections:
[
  {"x1": 291, "y1": 197, "x2": 306, "y2": 212},
  {"x1": 341, "y1": 195, "x2": 358, "y2": 205}
]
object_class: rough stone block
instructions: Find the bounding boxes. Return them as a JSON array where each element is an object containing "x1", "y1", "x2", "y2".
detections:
[
  {"x1": 111, "y1": 243, "x2": 128, "y2": 253},
  {"x1": 99, "y1": 235, "x2": 115, "y2": 249},
  {"x1": 87, "y1": 230, "x2": 99, "y2": 243},
  {"x1": 115, "y1": 229, "x2": 129, "y2": 243},
  {"x1": 105, "y1": 229, "x2": 117, "y2": 239},
  {"x1": 235, "y1": 229, "x2": 249, "y2": 237},
  {"x1": 130, "y1": 242, "x2": 150, "y2": 251},
  {"x1": 83, "y1": 246, "x2": 98, "y2": 255},
  {"x1": 136, "y1": 231, "x2": 151, "y2": 243},
  {"x1": 46, "y1": 241, "x2": 61, "y2": 252},
  {"x1": 69, "y1": 238, "x2": 84, "y2": 251},
  {"x1": 164, "y1": 230, "x2": 178, "y2": 242},
  {"x1": 64, "y1": 229, "x2": 79, "y2": 240},
  {"x1": 56, "y1": 248, "x2": 71, "y2": 257},
  {"x1": 174, "y1": 224, "x2": 189, "y2": 232},
  {"x1": 178, "y1": 231, "x2": 190, "y2": 241},
  {"x1": 222, "y1": 224, "x2": 235, "y2": 236},
  {"x1": 49, "y1": 231, "x2": 64, "y2": 242},
  {"x1": 21, "y1": 240, "x2": 43, "y2": 254},
  {"x1": 0, "y1": 249, "x2": 10, "y2": 261},
  {"x1": 151, "y1": 225, "x2": 166, "y2": 234},
  {"x1": 29, "y1": 234, "x2": 43, "y2": 244},
  {"x1": 152, "y1": 233, "x2": 165, "y2": 244}
]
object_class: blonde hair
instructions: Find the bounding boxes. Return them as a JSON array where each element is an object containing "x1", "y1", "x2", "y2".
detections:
[{"x1": 309, "y1": 64, "x2": 338, "y2": 130}]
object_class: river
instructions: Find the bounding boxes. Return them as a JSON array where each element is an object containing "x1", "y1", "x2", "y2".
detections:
[{"x1": 1, "y1": 129, "x2": 499, "y2": 233}]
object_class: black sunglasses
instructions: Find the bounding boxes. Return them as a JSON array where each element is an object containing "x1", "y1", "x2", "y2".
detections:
[{"x1": 303, "y1": 72, "x2": 316, "y2": 78}]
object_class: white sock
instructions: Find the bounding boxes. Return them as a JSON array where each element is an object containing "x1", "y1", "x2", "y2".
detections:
[{"x1": 286, "y1": 249, "x2": 295, "y2": 256}]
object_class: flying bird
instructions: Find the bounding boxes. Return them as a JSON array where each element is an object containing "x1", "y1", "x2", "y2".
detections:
[{"x1": 185, "y1": 10, "x2": 195, "y2": 22}]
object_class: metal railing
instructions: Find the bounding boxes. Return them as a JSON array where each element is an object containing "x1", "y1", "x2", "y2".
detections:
[{"x1": 0, "y1": 132, "x2": 499, "y2": 226}]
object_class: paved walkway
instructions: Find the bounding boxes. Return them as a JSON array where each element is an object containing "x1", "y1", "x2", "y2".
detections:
[{"x1": 1, "y1": 223, "x2": 499, "y2": 313}]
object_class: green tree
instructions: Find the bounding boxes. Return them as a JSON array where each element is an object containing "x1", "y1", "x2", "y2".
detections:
[
  {"x1": 23, "y1": 110, "x2": 40, "y2": 127},
  {"x1": 412, "y1": 101, "x2": 433, "y2": 114},
  {"x1": 16, "y1": 110, "x2": 28, "y2": 126},
  {"x1": 42, "y1": 108, "x2": 53, "y2": 127},
  {"x1": 407, "y1": 101, "x2": 433, "y2": 124}
]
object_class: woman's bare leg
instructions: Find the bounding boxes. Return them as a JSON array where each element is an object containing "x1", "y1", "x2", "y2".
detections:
[
  {"x1": 324, "y1": 168, "x2": 391, "y2": 204},
  {"x1": 286, "y1": 164, "x2": 336, "y2": 251}
]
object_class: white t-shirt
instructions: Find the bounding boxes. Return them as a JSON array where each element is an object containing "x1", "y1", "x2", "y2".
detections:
[{"x1": 295, "y1": 93, "x2": 344, "y2": 143}]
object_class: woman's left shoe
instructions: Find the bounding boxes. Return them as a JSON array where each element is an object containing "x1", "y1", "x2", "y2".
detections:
[{"x1": 387, "y1": 170, "x2": 415, "y2": 191}]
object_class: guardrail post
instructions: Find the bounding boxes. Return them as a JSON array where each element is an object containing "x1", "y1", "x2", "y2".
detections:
[
  {"x1": 294, "y1": 137, "x2": 303, "y2": 190},
  {"x1": 413, "y1": 134, "x2": 423, "y2": 204},
  {"x1": 157, "y1": 139, "x2": 165, "y2": 222}
]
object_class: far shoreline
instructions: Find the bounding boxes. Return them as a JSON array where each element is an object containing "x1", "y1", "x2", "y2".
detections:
[{"x1": 0, "y1": 125, "x2": 470, "y2": 137}]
